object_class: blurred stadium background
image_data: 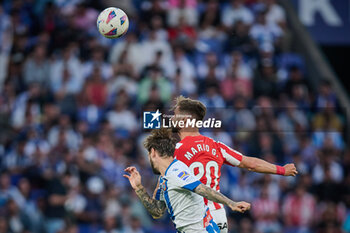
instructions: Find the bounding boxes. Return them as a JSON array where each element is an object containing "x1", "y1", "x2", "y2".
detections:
[{"x1": 0, "y1": 0, "x2": 349, "y2": 233}]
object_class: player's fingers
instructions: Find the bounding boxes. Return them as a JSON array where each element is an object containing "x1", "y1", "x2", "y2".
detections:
[
  {"x1": 125, "y1": 167, "x2": 135, "y2": 173},
  {"x1": 131, "y1": 167, "x2": 139, "y2": 174},
  {"x1": 123, "y1": 174, "x2": 130, "y2": 179},
  {"x1": 242, "y1": 203, "x2": 250, "y2": 210},
  {"x1": 125, "y1": 167, "x2": 134, "y2": 173}
]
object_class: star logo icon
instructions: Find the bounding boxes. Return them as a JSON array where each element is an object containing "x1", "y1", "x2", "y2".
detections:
[{"x1": 150, "y1": 109, "x2": 162, "y2": 122}]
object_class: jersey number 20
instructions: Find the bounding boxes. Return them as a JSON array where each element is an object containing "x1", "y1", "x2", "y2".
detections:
[{"x1": 189, "y1": 161, "x2": 219, "y2": 190}]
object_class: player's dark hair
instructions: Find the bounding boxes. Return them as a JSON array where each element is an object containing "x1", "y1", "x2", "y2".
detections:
[
  {"x1": 173, "y1": 96, "x2": 206, "y2": 121},
  {"x1": 143, "y1": 128, "x2": 176, "y2": 157}
]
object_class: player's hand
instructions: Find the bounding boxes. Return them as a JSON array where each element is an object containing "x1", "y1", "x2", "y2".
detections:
[
  {"x1": 284, "y1": 163, "x2": 298, "y2": 176},
  {"x1": 229, "y1": 201, "x2": 251, "y2": 213},
  {"x1": 123, "y1": 166, "x2": 142, "y2": 190}
]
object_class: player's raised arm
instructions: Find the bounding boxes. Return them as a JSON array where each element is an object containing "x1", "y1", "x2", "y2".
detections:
[
  {"x1": 194, "y1": 184, "x2": 250, "y2": 213},
  {"x1": 217, "y1": 141, "x2": 298, "y2": 176},
  {"x1": 238, "y1": 156, "x2": 298, "y2": 176},
  {"x1": 124, "y1": 167, "x2": 166, "y2": 219}
]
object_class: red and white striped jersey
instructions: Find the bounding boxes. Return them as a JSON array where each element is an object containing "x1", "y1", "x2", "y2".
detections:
[{"x1": 174, "y1": 135, "x2": 243, "y2": 210}]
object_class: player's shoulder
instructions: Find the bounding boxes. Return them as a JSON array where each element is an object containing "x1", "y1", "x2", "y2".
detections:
[
  {"x1": 165, "y1": 160, "x2": 190, "y2": 176},
  {"x1": 172, "y1": 159, "x2": 190, "y2": 171},
  {"x1": 202, "y1": 135, "x2": 218, "y2": 144}
]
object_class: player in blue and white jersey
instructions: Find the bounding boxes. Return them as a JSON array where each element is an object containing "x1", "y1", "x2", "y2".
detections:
[{"x1": 124, "y1": 129, "x2": 250, "y2": 233}]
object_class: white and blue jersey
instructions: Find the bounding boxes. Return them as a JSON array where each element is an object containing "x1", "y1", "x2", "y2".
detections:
[{"x1": 155, "y1": 159, "x2": 220, "y2": 233}]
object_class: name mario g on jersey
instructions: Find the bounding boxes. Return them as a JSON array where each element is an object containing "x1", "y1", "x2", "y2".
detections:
[{"x1": 176, "y1": 142, "x2": 219, "y2": 161}]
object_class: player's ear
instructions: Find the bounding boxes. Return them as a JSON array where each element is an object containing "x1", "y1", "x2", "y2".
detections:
[
  {"x1": 150, "y1": 148, "x2": 156, "y2": 158},
  {"x1": 183, "y1": 115, "x2": 190, "y2": 121}
]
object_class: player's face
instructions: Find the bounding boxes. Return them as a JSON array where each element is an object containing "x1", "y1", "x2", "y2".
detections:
[{"x1": 149, "y1": 150, "x2": 160, "y2": 175}]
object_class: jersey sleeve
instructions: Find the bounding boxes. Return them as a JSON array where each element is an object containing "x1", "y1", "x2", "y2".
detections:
[
  {"x1": 217, "y1": 141, "x2": 243, "y2": 166},
  {"x1": 167, "y1": 165, "x2": 201, "y2": 192}
]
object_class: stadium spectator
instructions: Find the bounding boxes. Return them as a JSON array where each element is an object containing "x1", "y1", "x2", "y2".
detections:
[
  {"x1": 167, "y1": 46, "x2": 196, "y2": 95},
  {"x1": 138, "y1": 66, "x2": 171, "y2": 104},
  {"x1": 222, "y1": 0, "x2": 254, "y2": 30},
  {"x1": 225, "y1": 50, "x2": 253, "y2": 81},
  {"x1": 140, "y1": 29, "x2": 173, "y2": 72},
  {"x1": 107, "y1": 99, "x2": 138, "y2": 133},
  {"x1": 264, "y1": 0, "x2": 286, "y2": 26},
  {"x1": 0, "y1": 216, "x2": 9, "y2": 233},
  {"x1": 198, "y1": 52, "x2": 226, "y2": 81},
  {"x1": 71, "y1": 3, "x2": 99, "y2": 34},
  {"x1": 198, "y1": 0, "x2": 222, "y2": 39},
  {"x1": 250, "y1": 9, "x2": 282, "y2": 52},
  {"x1": 225, "y1": 20, "x2": 256, "y2": 55},
  {"x1": 82, "y1": 48, "x2": 113, "y2": 80},
  {"x1": 22, "y1": 45, "x2": 50, "y2": 87},
  {"x1": 253, "y1": 62, "x2": 279, "y2": 98},
  {"x1": 283, "y1": 185, "x2": 316, "y2": 231},
  {"x1": 49, "y1": 46, "x2": 83, "y2": 96},
  {"x1": 252, "y1": 186, "x2": 281, "y2": 233},
  {"x1": 199, "y1": 85, "x2": 226, "y2": 108},
  {"x1": 315, "y1": 80, "x2": 338, "y2": 109},
  {"x1": 283, "y1": 65, "x2": 310, "y2": 98},
  {"x1": 167, "y1": 0, "x2": 198, "y2": 27},
  {"x1": 6, "y1": 198, "x2": 31, "y2": 233},
  {"x1": 44, "y1": 175, "x2": 68, "y2": 233},
  {"x1": 277, "y1": 100, "x2": 308, "y2": 152}
]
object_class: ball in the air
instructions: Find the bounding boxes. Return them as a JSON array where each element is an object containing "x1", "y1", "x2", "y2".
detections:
[{"x1": 97, "y1": 7, "x2": 129, "y2": 39}]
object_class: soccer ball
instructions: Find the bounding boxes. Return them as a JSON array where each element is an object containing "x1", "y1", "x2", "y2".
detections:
[{"x1": 97, "y1": 7, "x2": 129, "y2": 39}]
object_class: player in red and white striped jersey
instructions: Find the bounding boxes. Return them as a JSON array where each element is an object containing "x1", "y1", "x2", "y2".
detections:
[
  {"x1": 174, "y1": 135, "x2": 243, "y2": 211},
  {"x1": 168, "y1": 96, "x2": 298, "y2": 233}
]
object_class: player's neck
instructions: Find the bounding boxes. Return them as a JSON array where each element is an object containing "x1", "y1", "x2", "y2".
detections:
[
  {"x1": 159, "y1": 157, "x2": 175, "y2": 176},
  {"x1": 178, "y1": 129, "x2": 201, "y2": 140}
]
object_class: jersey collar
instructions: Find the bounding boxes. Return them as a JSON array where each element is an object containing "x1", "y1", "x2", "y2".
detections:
[
  {"x1": 165, "y1": 159, "x2": 178, "y2": 176},
  {"x1": 180, "y1": 135, "x2": 203, "y2": 143}
]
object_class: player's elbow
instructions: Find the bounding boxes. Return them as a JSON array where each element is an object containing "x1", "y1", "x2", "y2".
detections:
[
  {"x1": 151, "y1": 209, "x2": 166, "y2": 219},
  {"x1": 151, "y1": 213, "x2": 164, "y2": 219}
]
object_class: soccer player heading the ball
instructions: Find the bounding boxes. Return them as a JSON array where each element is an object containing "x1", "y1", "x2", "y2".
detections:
[
  {"x1": 166, "y1": 96, "x2": 298, "y2": 232},
  {"x1": 124, "y1": 128, "x2": 250, "y2": 233}
]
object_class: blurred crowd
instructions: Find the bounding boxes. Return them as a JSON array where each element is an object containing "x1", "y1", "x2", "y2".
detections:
[{"x1": 0, "y1": 0, "x2": 349, "y2": 233}]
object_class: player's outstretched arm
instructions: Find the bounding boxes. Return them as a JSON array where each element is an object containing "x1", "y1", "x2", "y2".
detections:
[
  {"x1": 124, "y1": 167, "x2": 166, "y2": 219},
  {"x1": 194, "y1": 183, "x2": 250, "y2": 213},
  {"x1": 238, "y1": 156, "x2": 298, "y2": 176}
]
